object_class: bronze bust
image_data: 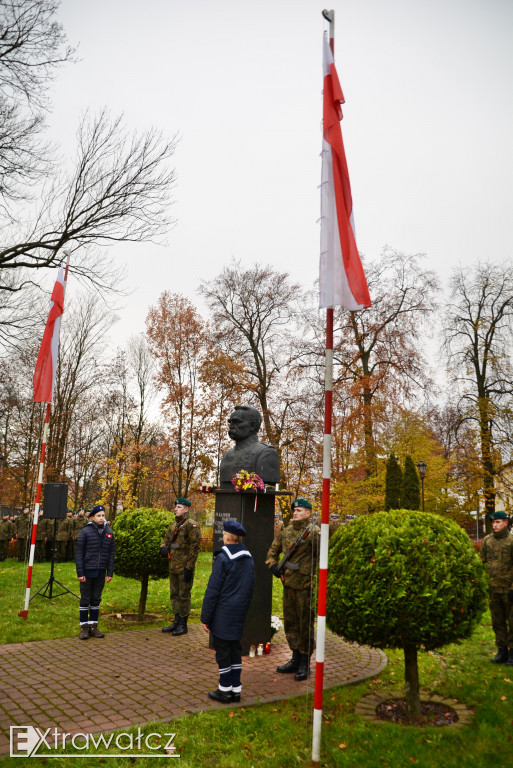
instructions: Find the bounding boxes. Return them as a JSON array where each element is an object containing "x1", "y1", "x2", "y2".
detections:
[{"x1": 219, "y1": 406, "x2": 280, "y2": 489}]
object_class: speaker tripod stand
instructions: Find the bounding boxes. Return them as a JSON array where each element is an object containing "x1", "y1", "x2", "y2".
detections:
[{"x1": 31, "y1": 519, "x2": 79, "y2": 601}]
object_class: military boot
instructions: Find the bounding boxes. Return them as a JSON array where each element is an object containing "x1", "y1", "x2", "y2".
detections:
[
  {"x1": 162, "y1": 615, "x2": 180, "y2": 633},
  {"x1": 507, "y1": 649, "x2": 513, "y2": 667},
  {"x1": 89, "y1": 623, "x2": 105, "y2": 638},
  {"x1": 294, "y1": 654, "x2": 311, "y2": 681},
  {"x1": 491, "y1": 647, "x2": 508, "y2": 663},
  {"x1": 172, "y1": 617, "x2": 188, "y2": 636},
  {"x1": 79, "y1": 625, "x2": 90, "y2": 640},
  {"x1": 277, "y1": 649, "x2": 301, "y2": 673}
]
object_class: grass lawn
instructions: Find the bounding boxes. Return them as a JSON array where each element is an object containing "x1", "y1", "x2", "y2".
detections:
[{"x1": 1, "y1": 557, "x2": 513, "y2": 767}]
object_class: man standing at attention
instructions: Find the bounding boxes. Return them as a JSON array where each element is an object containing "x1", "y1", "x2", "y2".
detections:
[
  {"x1": 160, "y1": 498, "x2": 201, "y2": 637},
  {"x1": 75, "y1": 505, "x2": 115, "y2": 640},
  {"x1": 480, "y1": 510, "x2": 513, "y2": 665},
  {"x1": 266, "y1": 498, "x2": 319, "y2": 681}
]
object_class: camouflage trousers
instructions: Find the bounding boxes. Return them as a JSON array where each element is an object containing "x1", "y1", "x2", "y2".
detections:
[
  {"x1": 283, "y1": 585, "x2": 316, "y2": 656},
  {"x1": 0, "y1": 540, "x2": 10, "y2": 559},
  {"x1": 489, "y1": 591, "x2": 513, "y2": 649},
  {"x1": 169, "y1": 572, "x2": 193, "y2": 618}
]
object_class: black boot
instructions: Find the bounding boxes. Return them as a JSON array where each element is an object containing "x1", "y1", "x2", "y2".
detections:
[
  {"x1": 492, "y1": 647, "x2": 508, "y2": 663},
  {"x1": 277, "y1": 649, "x2": 300, "y2": 673},
  {"x1": 162, "y1": 615, "x2": 180, "y2": 633},
  {"x1": 172, "y1": 617, "x2": 188, "y2": 636},
  {"x1": 507, "y1": 649, "x2": 513, "y2": 667},
  {"x1": 208, "y1": 689, "x2": 232, "y2": 704},
  {"x1": 294, "y1": 654, "x2": 311, "y2": 681}
]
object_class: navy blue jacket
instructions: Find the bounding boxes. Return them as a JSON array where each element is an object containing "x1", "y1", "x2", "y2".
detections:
[
  {"x1": 201, "y1": 543, "x2": 254, "y2": 640},
  {"x1": 75, "y1": 521, "x2": 115, "y2": 578}
]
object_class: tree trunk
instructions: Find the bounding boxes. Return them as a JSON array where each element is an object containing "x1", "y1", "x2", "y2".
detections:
[
  {"x1": 138, "y1": 573, "x2": 149, "y2": 621},
  {"x1": 403, "y1": 643, "x2": 421, "y2": 721}
]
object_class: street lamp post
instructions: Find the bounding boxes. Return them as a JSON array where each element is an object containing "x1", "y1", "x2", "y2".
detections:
[{"x1": 417, "y1": 461, "x2": 426, "y2": 512}]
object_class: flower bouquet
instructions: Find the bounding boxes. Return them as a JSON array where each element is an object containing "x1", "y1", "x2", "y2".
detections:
[
  {"x1": 231, "y1": 470, "x2": 265, "y2": 511},
  {"x1": 270, "y1": 615, "x2": 282, "y2": 639}
]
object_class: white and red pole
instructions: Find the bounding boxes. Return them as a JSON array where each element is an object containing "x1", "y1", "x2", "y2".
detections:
[
  {"x1": 19, "y1": 403, "x2": 51, "y2": 620},
  {"x1": 19, "y1": 254, "x2": 70, "y2": 620},
  {"x1": 312, "y1": 10, "x2": 335, "y2": 765}
]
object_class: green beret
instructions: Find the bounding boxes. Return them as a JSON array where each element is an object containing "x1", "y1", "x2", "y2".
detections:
[
  {"x1": 175, "y1": 498, "x2": 191, "y2": 507},
  {"x1": 489, "y1": 511, "x2": 509, "y2": 520},
  {"x1": 291, "y1": 498, "x2": 312, "y2": 510}
]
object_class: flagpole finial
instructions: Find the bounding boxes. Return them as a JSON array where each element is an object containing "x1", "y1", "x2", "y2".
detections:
[{"x1": 322, "y1": 9, "x2": 334, "y2": 22}]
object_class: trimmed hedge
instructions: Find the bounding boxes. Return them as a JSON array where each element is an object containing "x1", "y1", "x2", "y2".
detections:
[
  {"x1": 326, "y1": 510, "x2": 488, "y2": 651},
  {"x1": 112, "y1": 507, "x2": 174, "y2": 582}
]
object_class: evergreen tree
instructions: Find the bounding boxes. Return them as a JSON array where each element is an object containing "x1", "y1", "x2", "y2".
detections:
[
  {"x1": 401, "y1": 454, "x2": 421, "y2": 510},
  {"x1": 385, "y1": 454, "x2": 402, "y2": 511}
]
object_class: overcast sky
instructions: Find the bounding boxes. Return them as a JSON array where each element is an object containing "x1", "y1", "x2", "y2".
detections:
[{"x1": 47, "y1": 0, "x2": 513, "y2": 342}]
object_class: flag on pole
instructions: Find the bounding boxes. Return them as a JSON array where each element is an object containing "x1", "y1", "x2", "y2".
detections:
[
  {"x1": 319, "y1": 31, "x2": 371, "y2": 310},
  {"x1": 33, "y1": 264, "x2": 66, "y2": 403}
]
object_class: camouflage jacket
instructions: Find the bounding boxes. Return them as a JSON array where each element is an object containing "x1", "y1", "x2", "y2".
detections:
[
  {"x1": 56, "y1": 517, "x2": 74, "y2": 541},
  {"x1": 15, "y1": 514, "x2": 32, "y2": 538},
  {"x1": 480, "y1": 528, "x2": 513, "y2": 592},
  {"x1": 35, "y1": 516, "x2": 51, "y2": 540},
  {"x1": 0, "y1": 518, "x2": 14, "y2": 541},
  {"x1": 266, "y1": 519, "x2": 320, "y2": 590},
  {"x1": 161, "y1": 517, "x2": 201, "y2": 574},
  {"x1": 73, "y1": 516, "x2": 88, "y2": 535}
]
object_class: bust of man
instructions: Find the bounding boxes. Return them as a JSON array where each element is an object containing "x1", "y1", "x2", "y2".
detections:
[{"x1": 219, "y1": 405, "x2": 280, "y2": 489}]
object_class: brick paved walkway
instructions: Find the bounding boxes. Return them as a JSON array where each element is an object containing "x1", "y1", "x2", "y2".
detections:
[{"x1": 0, "y1": 626, "x2": 387, "y2": 756}]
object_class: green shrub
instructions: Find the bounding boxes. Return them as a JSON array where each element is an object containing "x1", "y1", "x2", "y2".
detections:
[
  {"x1": 327, "y1": 509, "x2": 488, "y2": 719},
  {"x1": 112, "y1": 507, "x2": 173, "y2": 619}
]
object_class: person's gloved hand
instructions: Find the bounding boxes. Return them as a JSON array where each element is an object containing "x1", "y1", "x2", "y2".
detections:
[
  {"x1": 183, "y1": 567, "x2": 194, "y2": 583},
  {"x1": 270, "y1": 563, "x2": 281, "y2": 578},
  {"x1": 159, "y1": 546, "x2": 168, "y2": 559},
  {"x1": 508, "y1": 590, "x2": 513, "y2": 604}
]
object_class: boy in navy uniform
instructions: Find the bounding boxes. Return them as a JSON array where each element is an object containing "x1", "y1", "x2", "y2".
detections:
[{"x1": 201, "y1": 520, "x2": 254, "y2": 703}]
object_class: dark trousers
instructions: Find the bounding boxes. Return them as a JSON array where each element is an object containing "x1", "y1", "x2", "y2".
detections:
[
  {"x1": 79, "y1": 574, "x2": 106, "y2": 625},
  {"x1": 212, "y1": 635, "x2": 242, "y2": 693},
  {"x1": 489, "y1": 591, "x2": 513, "y2": 649}
]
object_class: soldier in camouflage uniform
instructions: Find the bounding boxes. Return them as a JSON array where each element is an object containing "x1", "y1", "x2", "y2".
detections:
[
  {"x1": 266, "y1": 498, "x2": 320, "y2": 681},
  {"x1": 0, "y1": 511, "x2": 14, "y2": 560},
  {"x1": 160, "y1": 498, "x2": 201, "y2": 636},
  {"x1": 55, "y1": 511, "x2": 73, "y2": 561},
  {"x1": 72, "y1": 509, "x2": 87, "y2": 558},
  {"x1": 15, "y1": 507, "x2": 31, "y2": 561},
  {"x1": 35, "y1": 510, "x2": 50, "y2": 562},
  {"x1": 480, "y1": 510, "x2": 513, "y2": 666}
]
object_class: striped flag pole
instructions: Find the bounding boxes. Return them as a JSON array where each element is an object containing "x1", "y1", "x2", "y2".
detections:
[
  {"x1": 19, "y1": 254, "x2": 70, "y2": 620},
  {"x1": 18, "y1": 403, "x2": 51, "y2": 619},
  {"x1": 312, "y1": 11, "x2": 335, "y2": 764}
]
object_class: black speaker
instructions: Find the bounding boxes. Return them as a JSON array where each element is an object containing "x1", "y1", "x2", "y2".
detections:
[{"x1": 43, "y1": 483, "x2": 68, "y2": 519}]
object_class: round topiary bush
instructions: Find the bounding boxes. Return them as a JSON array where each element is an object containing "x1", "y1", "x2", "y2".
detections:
[
  {"x1": 112, "y1": 507, "x2": 174, "y2": 620},
  {"x1": 327, "y1": 510, "x2": 487, "y2": 719}
]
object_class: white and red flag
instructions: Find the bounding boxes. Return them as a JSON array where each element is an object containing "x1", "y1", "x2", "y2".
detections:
[
  {"x1": 319, "y1": 31, "x2": 371, "y2": 310},
  {"x1": 33, "y1": 264, "x2": 67, "y2": 403}
]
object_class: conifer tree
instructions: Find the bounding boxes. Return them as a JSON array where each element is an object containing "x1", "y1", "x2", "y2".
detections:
[
  {"x1": 401, "y1": 454, "x2": 421, "y2": 510},
  {"x1": 385, "y1": 453, "x2": 402, "y2": 511}
]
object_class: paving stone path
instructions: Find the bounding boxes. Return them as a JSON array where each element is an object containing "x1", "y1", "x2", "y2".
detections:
[{"x1": 0, "y1": 625, "x2": 387, "y2": 755}]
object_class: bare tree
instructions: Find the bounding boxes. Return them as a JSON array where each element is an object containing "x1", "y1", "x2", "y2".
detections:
[
  {"x1": 305, "y1": 249, "x2": 439, "y2": 477},
  {"x1": 443, "y1": 261, "x2": 513, "y2": 519},
  {"x1": 199, "y1": 260, "x2": 303, "y2": 455},
  {"x1": 0, "y1": 1, "x2": 178, "y2": 345}
]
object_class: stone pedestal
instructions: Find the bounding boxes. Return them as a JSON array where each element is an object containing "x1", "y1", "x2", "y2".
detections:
[{"x1": 212, "y1": 488, "x2": 289, "y2": 655}]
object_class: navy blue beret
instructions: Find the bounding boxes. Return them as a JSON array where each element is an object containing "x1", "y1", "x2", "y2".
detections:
[{"x1": 223, "y1": 519, "x2": 246, "y2": 536}]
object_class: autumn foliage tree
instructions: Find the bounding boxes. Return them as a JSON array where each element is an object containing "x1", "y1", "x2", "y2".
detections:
[{"x1": 146, "y1": 292, "x2": 213, "y2": 497}]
